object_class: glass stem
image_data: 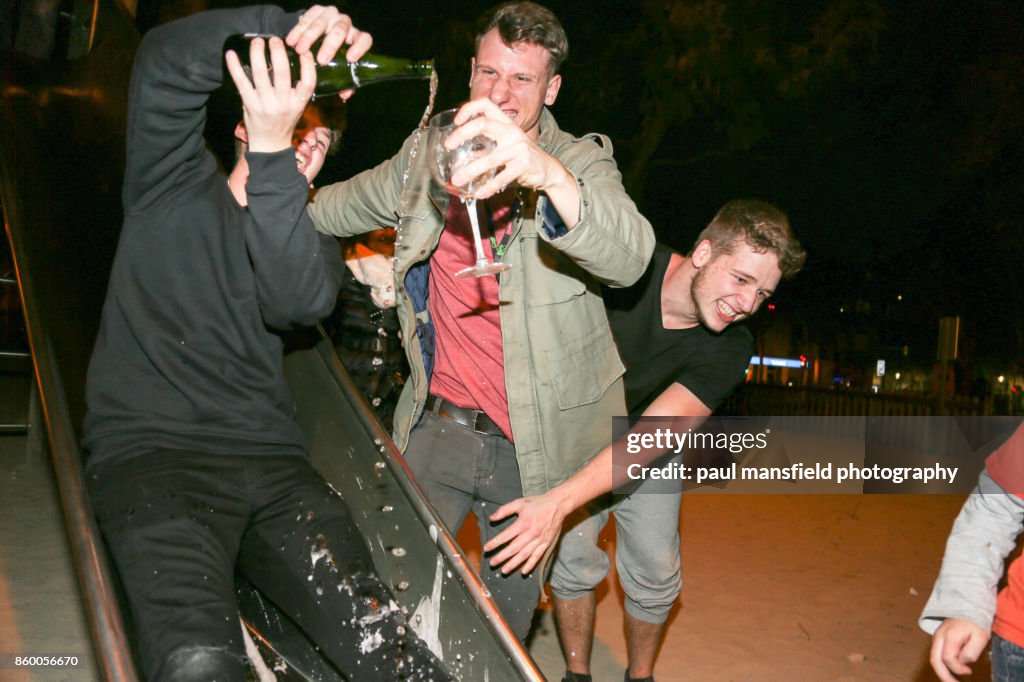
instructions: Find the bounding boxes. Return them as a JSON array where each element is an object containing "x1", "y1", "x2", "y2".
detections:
[{"x1": 465, "y1": 198, "x2": 488, "y2": 263}]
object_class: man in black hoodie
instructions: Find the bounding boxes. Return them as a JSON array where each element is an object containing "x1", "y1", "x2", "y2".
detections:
[{"x1": 82, "y1": 6, "x2": 449, "y2": 680}]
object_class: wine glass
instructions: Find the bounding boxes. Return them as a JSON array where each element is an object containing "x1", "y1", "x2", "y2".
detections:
[{"x1": 427, "y1": 108, "x2": 511, "y2": 278}]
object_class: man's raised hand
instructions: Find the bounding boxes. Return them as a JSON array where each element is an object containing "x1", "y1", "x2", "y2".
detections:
[{"x1": 286, "y1": 5, "x2": 371, "y2": 101}]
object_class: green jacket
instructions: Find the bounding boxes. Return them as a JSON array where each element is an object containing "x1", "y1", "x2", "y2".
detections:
[{"x1": 309, "y1": 108, "x2": 655, "y2": 496}]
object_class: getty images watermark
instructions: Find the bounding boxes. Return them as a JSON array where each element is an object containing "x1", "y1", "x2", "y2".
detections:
[{"x1": 611, "y1": 416, "x2": 1023, "y2": 495}]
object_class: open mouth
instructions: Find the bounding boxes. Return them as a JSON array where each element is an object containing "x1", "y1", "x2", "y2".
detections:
[
  {"x1": 295, "y1": 150, "x2": 309, "y2": 173},
  {"x1": 717, "y1": 299, "x2": 739, "y2": 321}
]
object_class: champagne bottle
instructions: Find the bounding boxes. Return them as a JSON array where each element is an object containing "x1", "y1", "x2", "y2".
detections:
[{"x1": 225, "y1": 34, "x2": 434, "y2": 99}]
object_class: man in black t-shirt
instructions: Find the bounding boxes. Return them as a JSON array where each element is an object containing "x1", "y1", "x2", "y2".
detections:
[
  {"x1": 482, "y1": 200, "x2": 805, "y2": 682},
  {"x1": 602, "y1": 243, "x2": 757, "y2": 417}
]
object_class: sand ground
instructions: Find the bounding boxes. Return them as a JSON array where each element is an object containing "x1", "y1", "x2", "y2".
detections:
[
  {"x1": 510, "y1": 493, "x2": 992, "y2": 682},
  {"x1": 1, "y1": 423, "x2": 999, "y2": 681}
]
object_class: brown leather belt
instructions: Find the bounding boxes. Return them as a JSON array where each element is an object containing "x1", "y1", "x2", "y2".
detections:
[{"x1": 425, "y1": 395, "x2": 506, "y2": 439}]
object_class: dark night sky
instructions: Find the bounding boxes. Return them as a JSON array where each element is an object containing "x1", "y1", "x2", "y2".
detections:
[{"x1": 199, "y1": 0, "x2": 1022, "y2": 371}]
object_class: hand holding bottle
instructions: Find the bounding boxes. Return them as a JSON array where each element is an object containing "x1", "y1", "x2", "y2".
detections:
[
  {"x1": 225, "y1": 19, "x2": 431, "y2": 102},
  {"x1": 285, "y1": 5, "x2": 372, "y2": 83}
]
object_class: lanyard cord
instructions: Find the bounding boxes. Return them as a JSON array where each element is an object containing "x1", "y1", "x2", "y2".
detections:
[{"x1": 485, "y1": 198, "x2": 516, "y2": 262}]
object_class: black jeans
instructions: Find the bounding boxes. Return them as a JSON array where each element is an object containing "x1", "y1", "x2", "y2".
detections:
[
  {"x1": 87, "y1": 449, "x2": 450, "y2": 681},
  {"x1": 403, "y1": 411, "x2": 541, "y2": 640}
]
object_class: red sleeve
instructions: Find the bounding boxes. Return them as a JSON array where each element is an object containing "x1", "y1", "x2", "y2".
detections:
[{"x1": 987, "y1": 422, "x2": 1024, "y2": 498}]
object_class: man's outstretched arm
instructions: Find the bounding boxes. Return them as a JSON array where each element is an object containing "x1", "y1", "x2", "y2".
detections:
[{"x1": 483, "y1": 382, "x2": 711, "y2": 575}]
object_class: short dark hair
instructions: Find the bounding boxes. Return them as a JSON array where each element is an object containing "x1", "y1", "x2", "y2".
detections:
[
  {"x1": 475, "y1": 1, "x2": 568, "y2": 76},
  {"x1": 691, "y1": 200, "x2": 806, "y2": 279}
]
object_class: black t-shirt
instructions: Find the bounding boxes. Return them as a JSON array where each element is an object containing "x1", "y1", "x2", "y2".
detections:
[{"x1": 604, "y1": 245, "x2": 754, "y2": 414}]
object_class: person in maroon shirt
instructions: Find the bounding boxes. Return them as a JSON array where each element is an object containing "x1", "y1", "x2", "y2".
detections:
[{"x1": 922, "y1": 421, "x2": 1024, "y2": 682}]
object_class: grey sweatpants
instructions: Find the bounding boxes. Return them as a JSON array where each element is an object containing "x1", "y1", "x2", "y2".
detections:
[{"x1": 550, "y1": 453, "x2": 683, "y2": 624}]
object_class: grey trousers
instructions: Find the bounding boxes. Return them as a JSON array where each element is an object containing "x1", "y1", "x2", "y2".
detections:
[
  {"x1": 550, "y1": 453, "x2": 683, "y2": 624},
  {"x1": 403, "y1": 411, "x2": 541, "y2": 639}
]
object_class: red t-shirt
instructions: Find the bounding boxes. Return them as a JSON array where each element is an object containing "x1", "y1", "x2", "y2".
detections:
[
  {"x1": 427, "y1": 198, "x2": 514, "y2": 440},
  {"x1": 988, "y1": 422, "x2": 1024, "y2": 646}
]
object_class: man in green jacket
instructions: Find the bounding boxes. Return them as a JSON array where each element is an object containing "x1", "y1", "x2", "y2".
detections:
[{"x1": 309, "y1": 0, "x2": 654, "y2": 639}]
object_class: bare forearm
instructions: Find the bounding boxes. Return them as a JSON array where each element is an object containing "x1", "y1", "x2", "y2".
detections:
[{"x1": 556, "y1": 445, "x2": 614, "y2": 508}]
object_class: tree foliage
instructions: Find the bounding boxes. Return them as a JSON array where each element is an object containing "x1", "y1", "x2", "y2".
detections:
[{"x1": 570, "y1": 0, "x2": 886, "y2": 198}]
